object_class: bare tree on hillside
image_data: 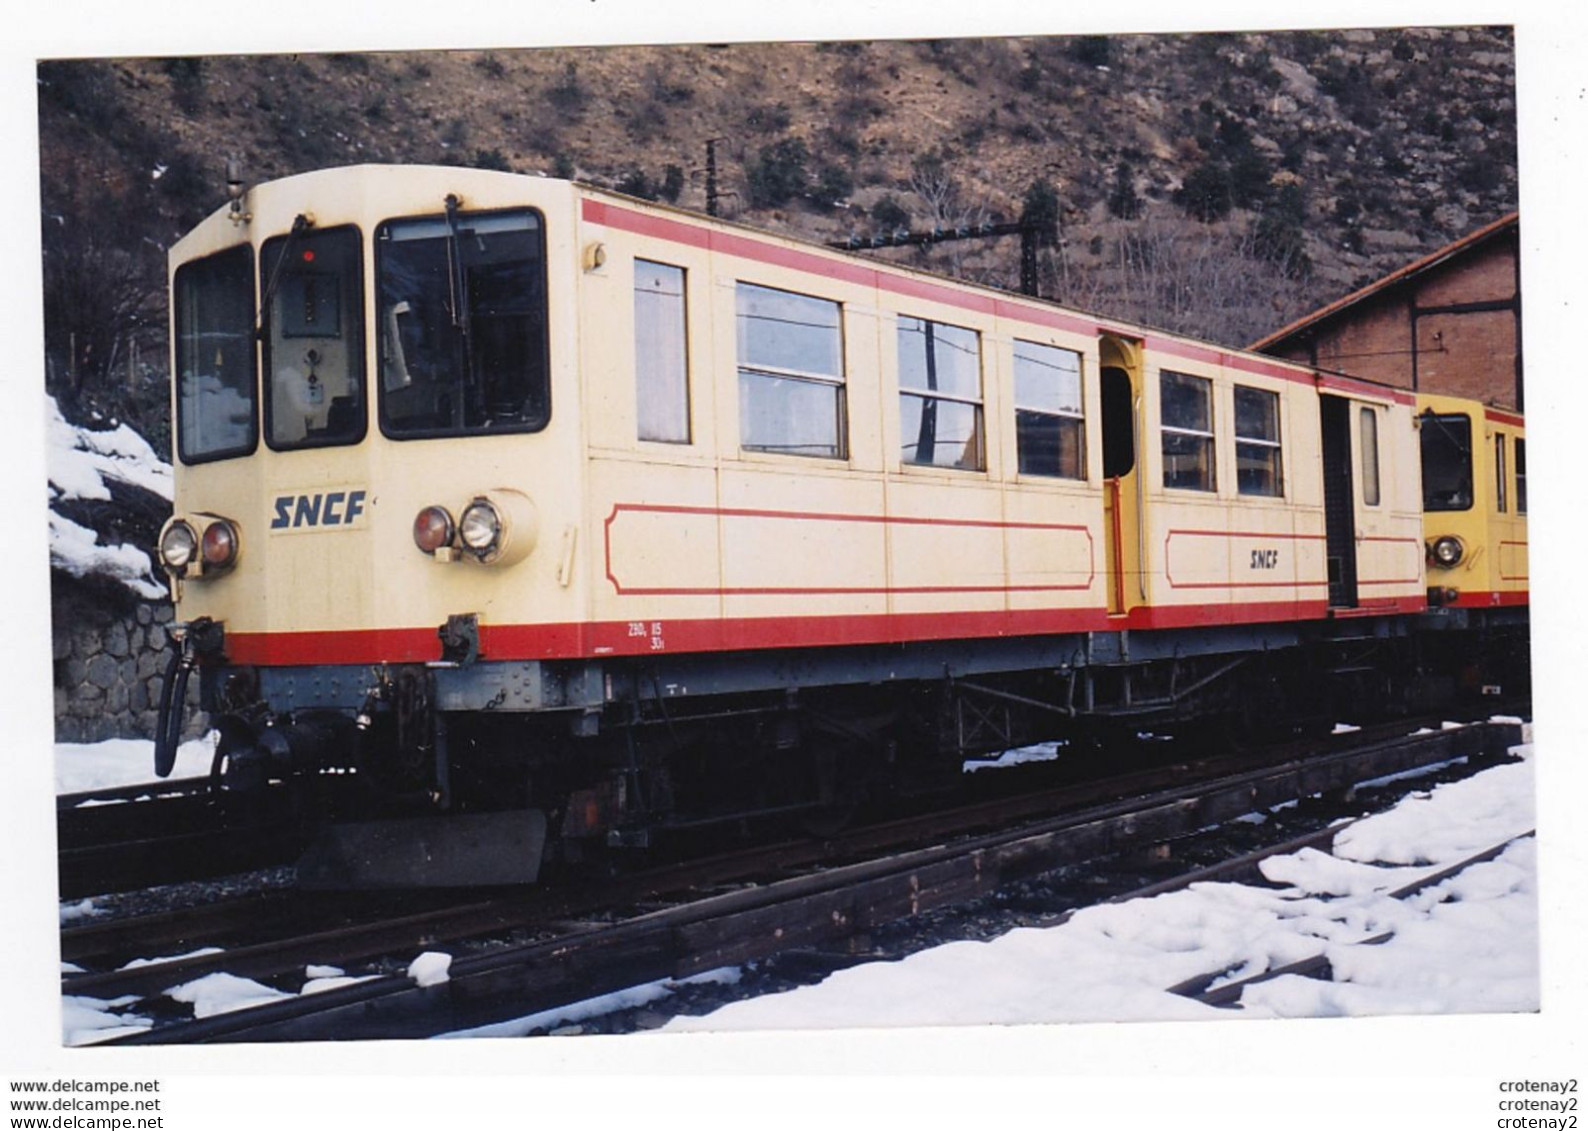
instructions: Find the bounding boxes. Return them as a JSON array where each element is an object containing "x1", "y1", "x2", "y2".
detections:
[{"x1": 1061, "y1": 208, "x2": 1317, "y2": 347}]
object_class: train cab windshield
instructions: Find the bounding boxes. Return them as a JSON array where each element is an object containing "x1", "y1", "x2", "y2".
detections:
[
  {"x1": 1420, "y1": 411, "x2": 1473, "y2": 511},
  {"x1": 174, "y1": 244, "x2": 257, "y2": 463},
  {"x1": 260, "y1": 225, "x2": 366, "y2": 450},
  {"x1": 376, "y1": 206, "x2": 550, "y2": 438}
]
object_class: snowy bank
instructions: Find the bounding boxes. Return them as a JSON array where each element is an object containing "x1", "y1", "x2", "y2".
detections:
[{"x1": 45, "y1": 394, "x2": 170, "y2": 600}]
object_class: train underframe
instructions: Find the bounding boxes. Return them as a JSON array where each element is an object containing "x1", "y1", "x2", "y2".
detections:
[{"x1": 173, "y1": 609, "x2": 1530, "y2": 886}]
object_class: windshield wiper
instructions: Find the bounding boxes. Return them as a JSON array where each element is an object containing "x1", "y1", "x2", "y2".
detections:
[
  {"x1": 442, "y1": 194, "x2": 472, "y2": 340},
  {"x1": 255, "y1": 213, "x2": 313, "y2": 341}
]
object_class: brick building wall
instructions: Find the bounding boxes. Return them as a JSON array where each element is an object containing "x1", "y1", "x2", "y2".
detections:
[{"x1": 1254, "y1": 216, "x2": 1521, "y2": 411}]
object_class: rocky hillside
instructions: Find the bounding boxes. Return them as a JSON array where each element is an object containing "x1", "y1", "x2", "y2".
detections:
[{"x1": 38, "y1": 26, "x2": 1516, "y2": 449}]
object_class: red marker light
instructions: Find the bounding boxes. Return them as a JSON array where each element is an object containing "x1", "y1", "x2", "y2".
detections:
[{"x1": 302, "y1": 249, "x2": 316, "y2": 262}]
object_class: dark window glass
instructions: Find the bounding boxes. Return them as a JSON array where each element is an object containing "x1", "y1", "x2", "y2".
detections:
[
  {"x1": 899, "y1": 316, "x2": 984, "y2": 470},
  {"x1": 1420, "y1": 413, "x2": 1473, "y2": 511},
  {"x1": 1160, "y1": 370, "x2": 1214, "y2": 491},
  {"x1": 736, "y1": 283, "x2": 845, "y2": 458},
  {"x1": 377, "y1": 209, "x2": 549, "y2": 438},
  {"x1": 635, "y1": 260, "x2": 690, "y2": 443},
  {"x1": 1360, "y1": 407, "x2": 1381, "y2": 506},
  {"x1": 1495, "y1": 434, "x2": 1508, "y2": 513},
  {"x1": 261, "y1": 226, "x2": 365, "y2": 450},
  {"x1": 1516, "y1": 438, "x2": 1527, "y2": 515},
  {"x1": 1234, "y1": 385, "x2": 1282, "y2": 496},
  {"x1": 174, "y1": 244, "x2": 256, "y2": 463},
  {"x1": 1014, "y1": 340, "x2": 1084, "y2": 479}
]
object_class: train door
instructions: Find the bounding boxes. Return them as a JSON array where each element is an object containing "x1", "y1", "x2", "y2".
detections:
[
  {"x1": 1320, "y1": 395, "x2": 1359, "y2": 608},
  {"x1": 1100, "y1": 335, "x2": 1144, "y2": 616}
]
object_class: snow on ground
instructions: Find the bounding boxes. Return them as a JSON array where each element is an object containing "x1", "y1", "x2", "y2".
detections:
[
  {"x1": 55, "y1": 732, "x2": 217, "y2": 794},
  {"x1": 61, "y1": 994, "x2": 153, "y2": 1047},
  {"x1": 660, "y1": 742, "x2": 1537, "y2": 1033},
  {"x1": 45, "y1": 394, "x2": 171, "y2": 599}
]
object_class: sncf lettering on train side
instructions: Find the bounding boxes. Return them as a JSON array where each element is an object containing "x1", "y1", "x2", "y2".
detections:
[
  {"x1": 1250, "y1": 549, "x2": 1280, "y2": 570},
  {"x1": 270, "y1": 490, "x2": 368, "y2": 530}
]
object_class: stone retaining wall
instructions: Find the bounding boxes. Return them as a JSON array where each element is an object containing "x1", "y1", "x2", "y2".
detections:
[{"x1": 52, "y1": 581, "x2": 206, "y2": 744}]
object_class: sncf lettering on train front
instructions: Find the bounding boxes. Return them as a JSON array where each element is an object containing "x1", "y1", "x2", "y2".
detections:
[{"x1": 270, "y1": 490, "x2": 368, "y2": 531}]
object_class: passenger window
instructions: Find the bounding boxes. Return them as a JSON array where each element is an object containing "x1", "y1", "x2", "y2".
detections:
[
  {"x1": 1160, "y1": 370, "x2": 1215, "y2": 491},
  {"x1": 1234, "y1": 385, "x2": 1283, "y2": 497},
  {"x1": 261, "y1": 225, "x2": 366, "y2": 450},
  {"x1": 1495, "y1": 434, "x2": 1508, "y2": 513},
  {"x1": 634, "y1": 261, "x2": 689, "y2": 444},
  {"x1": 1013, "y1": 340, "x2": 1084, "y2": 479},
  {"x1": 1360, "y1": 407, "x2": 1381, "y2": 506},
  {"x1": 1516, "y1": 438, "x2": 1527, "y2": 514},
  {"x1": 735, "y1": 283, "x2": 846, "y2": 458},
  {"x1": 899, "y1": 316, "x2": 984, "y2": 470}
]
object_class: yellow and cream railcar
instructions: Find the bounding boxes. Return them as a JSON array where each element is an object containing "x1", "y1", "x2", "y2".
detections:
[
  {"x1": 153, "y1": 165, "x2": 1521, "y2": 882},
  {"x1": 1418, "y1": 395, "x2": 1529, "y2": 610}
]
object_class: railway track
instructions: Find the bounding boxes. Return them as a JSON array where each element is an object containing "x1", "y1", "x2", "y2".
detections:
[
  {"x1": 58, "y1": 711, "x2": 1504, "y2": 980},
  {"x1": 79, "y1": 718, "x2": 1522, "y2": 1044},
  {"x1": 56, "y1": 785, "x2": 307, "y2": 900}
]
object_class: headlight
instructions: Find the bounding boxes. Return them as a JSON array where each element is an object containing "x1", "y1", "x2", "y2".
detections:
[
  {"x1": 413, "y1": 506, "x2": 456, "y2": 555},
  {"x1": 200, "y1": 518, "x2": 240, "y2": 570},
  {"x1": 440, "y1": 490, "x2": 537, "y2": 567},
  {"x1": 159, "y1": 520, "x2": 199, "y2": 573},
  {"x1": 1428, "y1": 535, "x2": 1465, "y2": 568},
  {"x1": 459, "y1": 498, "x2": 504, "y2": 559}
]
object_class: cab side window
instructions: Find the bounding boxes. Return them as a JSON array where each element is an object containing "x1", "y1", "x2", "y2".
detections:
[
  {"x1": 1495, "y1": 434, "x2": 1508, "y2": 513},
  {"x1": 1516, "y1": 438, "x2": 1527, "y2": 514},
  {"x1": 1360, "y1": 407, "x2": 1381, "y2": 506},
  {"x1": 635, "y1": 260, "x2": 690, "y2": 443}
]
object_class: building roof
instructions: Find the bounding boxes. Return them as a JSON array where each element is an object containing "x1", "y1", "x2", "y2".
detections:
[{"x1": 1248, "y1": 211, "x2": 1519, "y2": 353}]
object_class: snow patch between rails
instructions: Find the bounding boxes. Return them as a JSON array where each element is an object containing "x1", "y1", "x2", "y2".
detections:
[
  {"x1": 63, "y1": 995, "x2": 153, "y2": 1047},
  {"x1": 166, "y1": 972, "x2": 295, "y2": 1019},
  {"x1": 408, "y1": 952, "x2": 453, "y2": 987}
]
